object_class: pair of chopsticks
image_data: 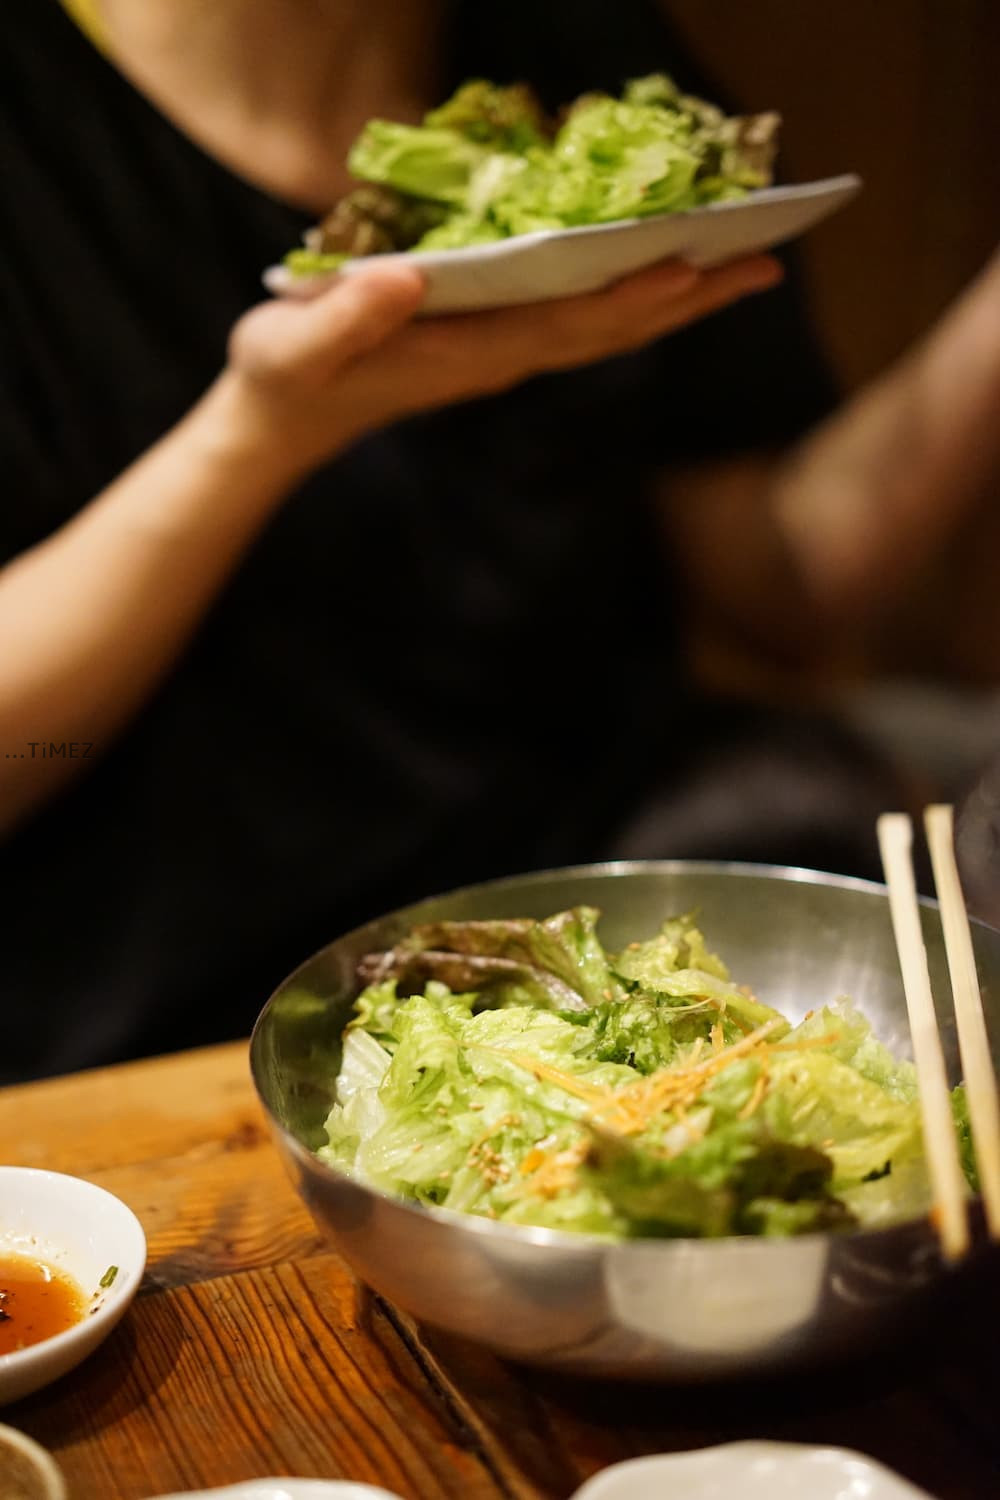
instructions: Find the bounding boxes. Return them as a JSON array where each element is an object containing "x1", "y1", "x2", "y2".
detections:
[{"x1": 877, "y1": 805, "x2": 1000, "y2": 1260}]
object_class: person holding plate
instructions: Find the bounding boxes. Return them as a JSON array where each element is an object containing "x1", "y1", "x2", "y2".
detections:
[{"x1": 1, "y1": 0, "x2": 998, "y2": 1081}]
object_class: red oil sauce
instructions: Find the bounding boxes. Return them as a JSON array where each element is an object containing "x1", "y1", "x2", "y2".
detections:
[{"x1": 0, "y1": 1253, "x2": 86, "y2": 1354}]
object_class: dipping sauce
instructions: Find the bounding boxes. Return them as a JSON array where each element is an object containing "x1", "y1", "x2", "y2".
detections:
[{"x1": 0, "y1": 1253, "x2": 87, "y2": 1355}]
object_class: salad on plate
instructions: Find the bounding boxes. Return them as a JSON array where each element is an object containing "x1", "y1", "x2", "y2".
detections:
[{"x1": 281, "y1": 72, "x2": 782, "y2": 281}]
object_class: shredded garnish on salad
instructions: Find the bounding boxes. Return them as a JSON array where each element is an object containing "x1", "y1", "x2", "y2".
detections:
[
  {"x1": 317, "y1": 908, "x2": 978, "y2": 1239},
  {"x1": 283, "y1": 73, "x2": 782, "y2": 277}
]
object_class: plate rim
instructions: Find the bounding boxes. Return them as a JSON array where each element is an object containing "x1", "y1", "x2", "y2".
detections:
[{"x1": 263, "y1": 172, "x2": 862, "y2": 297}]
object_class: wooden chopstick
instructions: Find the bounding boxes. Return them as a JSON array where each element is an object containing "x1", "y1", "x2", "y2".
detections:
[
  {"x1": 877, "y1": 812, "x2": 970, "y2": 1260},
  {"x1": 924, "y1": 804, "x2": 1000, "y2": 1240}
]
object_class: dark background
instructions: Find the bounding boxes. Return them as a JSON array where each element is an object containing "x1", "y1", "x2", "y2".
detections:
[{"x1": 665, "y1": 0, "x2": 1000, "y2": 391}]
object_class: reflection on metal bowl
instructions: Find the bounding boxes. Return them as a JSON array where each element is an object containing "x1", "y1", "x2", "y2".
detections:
[{"x1": 250, "y1": 861, "x2": 1000, "y2": 1380}]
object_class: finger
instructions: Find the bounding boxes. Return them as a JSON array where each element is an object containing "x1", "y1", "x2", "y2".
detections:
[
  {"x1": 600, "y1": 256, "x2": 704, "y2": 301},
  {"x1": 421, "y1": 253, "x2": 782, "y2": 385},
  {"x1": 392, "y1": 258, "x2": 701, "y2": 389},
  {"x1": 651, "y1": 254, "x2": 785, "y2": 331},
  {"x1": 329, "y1": 251, "x2": 783, "y2": 420},
  {"x1": 230, "y1": 263, "x2": 426, "y2": 383},
  {"x1": 296, "y1": 265, "x2": 428, "y2": 370},
  {"x1": 542, "y1": 253, "x2": 784, "y2": 365},
  {"x1": 463, "y1": 257, "x2": 702, "y2": 345}
]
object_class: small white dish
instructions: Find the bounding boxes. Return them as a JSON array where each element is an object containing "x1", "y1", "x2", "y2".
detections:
[
  {"x1": 572, "y1": 1441, "x2": 934, "y2": 1500},
  {"x1": 0, "y1": 1422, "x2": 67, "y2": 1499},
  {"x1": 0, "y1": 1167, "x2": 147, "y2": 1405},
  {"x1": 264, "y1": 174, "x2": 861, "y2": 315},
  {"x1": 148, "y1": 1484, "x2": 403, "y2": 1499}
]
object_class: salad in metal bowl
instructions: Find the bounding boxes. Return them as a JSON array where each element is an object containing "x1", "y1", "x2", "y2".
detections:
[{"x1": 316, "y1": 906, "x2": 977, "y2": 1240}]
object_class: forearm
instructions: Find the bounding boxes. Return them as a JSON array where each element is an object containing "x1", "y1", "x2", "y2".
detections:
[
  {"x1": 659, "y1": 453, "x2": 839, "y2": 686},
  {"x1": 663, "y1": 252, "x2": 1000, "y2": 679},
  {"x1": 0, "y1": 372, "x2": 305, "y2": 833},
  {"x1": 773, "y1": 254, "x2": 1000, "y2": 613}
]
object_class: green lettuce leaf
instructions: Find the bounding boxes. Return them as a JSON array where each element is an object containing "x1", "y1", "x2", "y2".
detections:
[
  {"x1": 579, "y1": 992, "x2": 719, "y2": 1073},
  {"x1": 951, "y1": 1084, "x2": 979, "y2": 1193},
  {"x1": 282, "y1": 249, "x2": 348, "y2": 278},
  {"x1": 321, "y1": 1027, "x2": 391, "y2": 1174},
  {"x1": 611, "y1": 914, "x2": 789, "y2": 1038},
  {"x1": 763, "y1": 1049, "x2": 923, "y2": 1188},
  {"x1": 622, "y1": 72, "x2": 780, "y2": 196},
  {"x1": 414, "y1": 213, "x2": 507, "y2": 250},
  {"x1": 545, "y1": 95, "x2": 702, "y2": 221},
  {"x1": 345, "y1": 978, "x2": 405, "y2": 1051},
  {"x1": 347, "y1": 120, "x2": 494, "y2": 206},
  {"x1": 837, "y1": 1157, "x2": 934, "y2": 1230},
  {"x1": 783, "y1": 1002, "x2": 918, "y2": 1101},
  {"x1": 423, "y1": 79, "x2": 551, "y2": 152},
  {"x1": 583, "y1": 1121, "x2": 847, "y2": 1238}
]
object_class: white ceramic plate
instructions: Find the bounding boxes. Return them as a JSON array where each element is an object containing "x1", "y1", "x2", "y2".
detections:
[
  {"x1": 0, "y1": 1423, "x2": 67, "y2": 1500},
  {"x1": 264, "y1": 174, "x2": 861, "y2": 315},
  {"x1": 142, "y1": 1442, "x2": 932, "y2": 1500},
  {"x1": 572, "y1": 1441, "x2": 935, "y2": 1500},
  {"x1": 0, "y1": 1167, "x2": 147, "y2": 1405},
  {"x1": 148, "y1": 1485, "x2": 401, "y2": 1500}
]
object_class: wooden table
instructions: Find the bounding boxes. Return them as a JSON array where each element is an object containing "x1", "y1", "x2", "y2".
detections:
[{"x1": 3, "y1": 1042, "x2": 999, "y2": 1499}]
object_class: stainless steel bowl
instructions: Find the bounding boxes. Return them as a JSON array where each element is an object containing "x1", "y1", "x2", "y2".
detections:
[{"x1": 250, "y1": 861, "x2": 1000, "y2": 1380}]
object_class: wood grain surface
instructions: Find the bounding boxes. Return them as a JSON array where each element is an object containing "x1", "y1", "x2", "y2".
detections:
[{"x1": 3, "y1": 1042, "x2": 1000, "y2": 1500}]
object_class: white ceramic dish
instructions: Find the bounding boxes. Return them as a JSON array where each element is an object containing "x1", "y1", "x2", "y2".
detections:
[
  {"x1": 148, "y1": 1485, "x2": 402, "y2": 1500},
  {"x1": 0, "y1": 1167, "x2": 147, "y2": 1405},
  {"x1": 264, "y1": 174, "x2": 861, "y2": 315},
  {"x1": 572, "y1": 1442, "x2": 935, "y2": 1500},
  {"x1": 145, "y1": 1443, "x2": 931, "y2": 1500},
  {"x1": 0, "y1": 1422, "x2": 67, "y2": 1500}
]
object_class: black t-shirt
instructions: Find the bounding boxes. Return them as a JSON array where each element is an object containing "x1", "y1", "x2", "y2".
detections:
[{"x1": 0, "y1": 0, "x2": 837, "y2": 1080}]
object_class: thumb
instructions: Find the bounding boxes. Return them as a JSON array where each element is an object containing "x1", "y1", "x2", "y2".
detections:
[{"x1": 229, "y1": 263, "x2": 426, "y2": 385}]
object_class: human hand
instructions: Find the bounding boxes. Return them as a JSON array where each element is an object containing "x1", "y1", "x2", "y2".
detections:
[{"x1": 220, "y1": 253, "x2": 783, "y2": 477}]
